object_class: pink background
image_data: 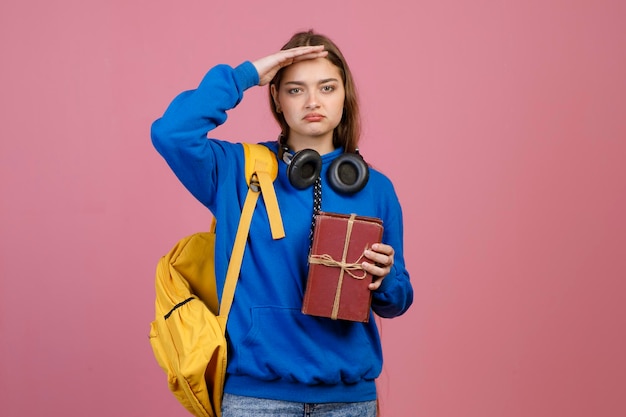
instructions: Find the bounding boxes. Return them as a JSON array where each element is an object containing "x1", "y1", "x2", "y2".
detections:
[{"x1": 1, "y1": 1, "x2": 625, "y2": 416}]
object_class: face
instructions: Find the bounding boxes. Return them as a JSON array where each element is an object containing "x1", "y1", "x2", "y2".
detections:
[{"x1": 272, "y1": 58, "x2": 345, "y2": 153}]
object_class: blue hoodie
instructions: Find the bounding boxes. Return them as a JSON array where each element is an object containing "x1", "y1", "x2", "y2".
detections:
[{"x1": 151, "y1": 61, "x2": 413, "y2": 403}]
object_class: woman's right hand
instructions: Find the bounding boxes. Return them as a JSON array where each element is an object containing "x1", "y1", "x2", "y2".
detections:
[{"x1": 252, "y1": 45, "x2": 327, "y2": 86}]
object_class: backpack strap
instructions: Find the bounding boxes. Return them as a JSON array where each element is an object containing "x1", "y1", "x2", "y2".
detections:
[
  {"x1": 244, "y1": 143, "x2": 284, "y2": 239},
  {"x1": 218, "y1": 143, "x2": 284, "y2": 323}
]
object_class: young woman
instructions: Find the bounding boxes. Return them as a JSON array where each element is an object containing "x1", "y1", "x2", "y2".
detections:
[{"x1": 151, "y1": 30, "x2": 413, "y2": 417}]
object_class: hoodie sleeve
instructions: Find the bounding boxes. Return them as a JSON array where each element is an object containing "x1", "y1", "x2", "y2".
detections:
[
  {"x1": 150, "y1": 61, "x2": 259, "y2": 207},
  {"x1": 370, "y1": 185, "x2": 414, "y2": 318}
]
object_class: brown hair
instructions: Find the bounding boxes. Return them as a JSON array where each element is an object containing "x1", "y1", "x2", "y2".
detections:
[{"x1": 269, "y1": 30, "x2": 361, "y2": 153}]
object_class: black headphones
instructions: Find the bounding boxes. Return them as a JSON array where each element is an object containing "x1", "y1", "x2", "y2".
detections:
[{"x1": 282, "y1": 146, "x2": 369, "y2": 194}]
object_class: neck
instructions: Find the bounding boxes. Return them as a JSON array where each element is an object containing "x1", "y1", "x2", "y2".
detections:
[{"x1": 284, "y1": 133, "x2": 335, "y2": 155}]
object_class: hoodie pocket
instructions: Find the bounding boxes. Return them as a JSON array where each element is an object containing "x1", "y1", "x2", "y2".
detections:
[{"x1": 237, "y1": 306, "x2": 380, "y2": 384}]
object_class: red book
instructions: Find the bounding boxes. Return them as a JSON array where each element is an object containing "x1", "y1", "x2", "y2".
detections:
[{"x1": 302, "y1": 212, "x2": 384, "y2": 322}]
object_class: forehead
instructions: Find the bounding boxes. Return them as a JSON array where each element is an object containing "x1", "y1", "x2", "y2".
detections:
[{"x1": 280, "y1": 58, "x2": 342, "y2": 83}]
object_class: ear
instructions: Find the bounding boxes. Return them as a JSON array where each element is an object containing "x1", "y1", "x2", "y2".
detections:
[{"x1": 270, "y1": 84, "x2": 281, "y2": 112}]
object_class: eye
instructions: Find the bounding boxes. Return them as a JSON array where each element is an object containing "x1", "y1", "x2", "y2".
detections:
[
  {"x1": 321, "y1": 85, "x2": 335, "y2": 93},
  {"x1": 288, "y1": 87, "x2": 302, "y2": 94}
]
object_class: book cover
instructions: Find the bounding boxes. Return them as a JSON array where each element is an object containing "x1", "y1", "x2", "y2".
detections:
[{"x1": 302, "y1": 212, "x2": 384, "y2": 322}]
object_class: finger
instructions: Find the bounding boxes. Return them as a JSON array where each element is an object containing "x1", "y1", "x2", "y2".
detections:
[
  {"x1": 291, "y1": 50, "x2": 328, "y2": 63},
  {"x1": 278, "y1": 49, "x2": 327, "y2": 68},
  {"x1": 361, "y1": 260, "x2": 389, "y2": 278},
  {"x1": 368, "y1": 276, "x2": 385, "y2": 291},
  {"x1": 363, "y1": 249, "x2": 392, "y2": 268},
  {"x1": 371, "y1": 243, "x2": 394, "y2": 256},
  {"x1": 276, "y1": 45, "x2": 323, "y2": 60},
  {"x1": 283, "y1": 45, "x2": 325, "y2": 56}
]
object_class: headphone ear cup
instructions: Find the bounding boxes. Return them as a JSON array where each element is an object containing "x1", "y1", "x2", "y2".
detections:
[
  {"x1": 287, "y1": 149, "x2": 322, "y2": 189},
  {"x1": 327, "y1": 153, "x2": 369, "y2": 194}
]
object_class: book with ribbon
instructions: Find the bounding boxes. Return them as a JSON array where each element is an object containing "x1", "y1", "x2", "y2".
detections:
[{"x1": 302, "y1": 212, "x2": 384, "y2": 322}]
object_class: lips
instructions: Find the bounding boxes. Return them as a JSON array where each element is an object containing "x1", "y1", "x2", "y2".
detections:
[{"x1": 304, "y1": 113, "x2": 324, "y2": 122}]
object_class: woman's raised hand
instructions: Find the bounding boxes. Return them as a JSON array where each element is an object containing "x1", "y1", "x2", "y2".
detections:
[{"x1": 252, "y1": 45, "x2": 327, "y2": 86}]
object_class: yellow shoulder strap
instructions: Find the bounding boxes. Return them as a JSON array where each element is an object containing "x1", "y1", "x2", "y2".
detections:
[
  {"x1": 243, "y1": 143, "x2": 284, "y2": 239},
  {"x1": 218, "y1": 143, "x2": 284, "y2": 322}
]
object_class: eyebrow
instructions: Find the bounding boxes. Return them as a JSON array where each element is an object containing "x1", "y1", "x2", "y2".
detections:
[{"x1": 283, "y1": 78, "x2": 340, "y2": 86}]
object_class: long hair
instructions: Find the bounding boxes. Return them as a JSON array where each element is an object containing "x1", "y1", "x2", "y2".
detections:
[{"x1": 269, "y1": 30, "x2": 361, "y2": 153}]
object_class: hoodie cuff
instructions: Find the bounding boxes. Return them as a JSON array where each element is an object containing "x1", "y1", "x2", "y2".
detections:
[{"x1": 234, "y1": 61, "x2": 260, "y2": 91}]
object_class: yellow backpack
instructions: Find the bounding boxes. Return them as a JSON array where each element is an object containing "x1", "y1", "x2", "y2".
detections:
[{"x1": 149, "y1": 143, "x2": 285, "y2": 417}]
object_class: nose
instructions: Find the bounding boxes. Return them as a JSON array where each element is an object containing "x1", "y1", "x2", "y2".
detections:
[{"x1": 305, "y1": 92, "x2": 320, "y2": 109}]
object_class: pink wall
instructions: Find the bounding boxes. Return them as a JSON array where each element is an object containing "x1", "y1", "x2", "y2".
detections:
[{"x1": 1, "y1": 1, "x2": 625, "y2": 416}]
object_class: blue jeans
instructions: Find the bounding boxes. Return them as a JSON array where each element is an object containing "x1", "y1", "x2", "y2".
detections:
[{"x1": 221, "y1": 393, "x2": 378, "y2": 417}]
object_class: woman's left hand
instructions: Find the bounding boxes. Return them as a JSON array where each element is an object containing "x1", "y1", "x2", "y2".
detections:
[{"x1": 362, "y1": 243, "x2": 395, "y2": 291}]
